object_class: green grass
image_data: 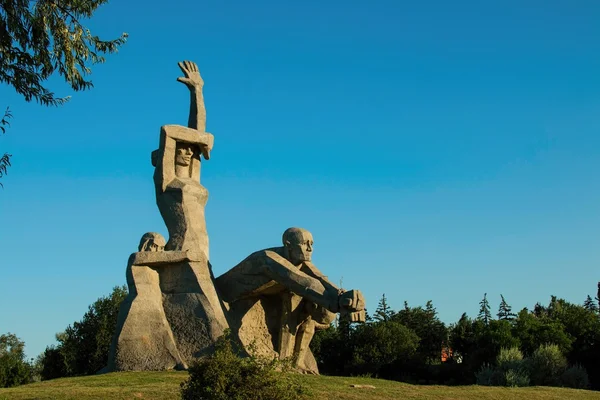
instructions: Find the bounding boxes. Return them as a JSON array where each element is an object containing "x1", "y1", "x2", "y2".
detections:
[{"x1": 1, "y1": 372, "x2": 600, "y2": 400}]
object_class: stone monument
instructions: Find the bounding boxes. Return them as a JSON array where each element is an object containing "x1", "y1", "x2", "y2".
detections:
[
  {"x1": 216, "y1": 227, "x2": 365, "y2": 374},
  {"x1": 106, "y1": 61, "x2": 366, "y2": 374}
]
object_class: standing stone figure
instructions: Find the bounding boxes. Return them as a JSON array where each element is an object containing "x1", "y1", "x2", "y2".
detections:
[
  {"x1": 152, "y1": 61, "x2": 213, "y2": 258},
  {"x1": 108, "y1": 61, "x2": 229, "y2": 371},
  {"x1": 216, "y1": 227, "x2": 366, "y2": 374},
  {"x1": 149, "y1": 61, "x2": 229, "y2": 364}
]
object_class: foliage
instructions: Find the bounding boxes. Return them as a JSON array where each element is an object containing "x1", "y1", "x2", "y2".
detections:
[
  {"x1": 560, "y1": 364, "x2": 589, "y2": 389},
  {"x1": 475, "y1": 364, "x2": 503, "y2": 386},
  {"x1": 373, "y1": 293, "x2": 394, "y2": 322},
  {"x1": 0, "y1": 107, "x2": 12, "y2": 187},
  {"x1": 496, "y1": 347, "x2": 524, "y2": 370},
  {"x1": 392, "y1": 300, "x2": 446, "y2": 363},
  {"x1": 309, "y1": 325, "x2": 349, "y2": 376},
  {"x1": 0, "y1": 0, "x2": 127, "y2": 106},
  {"x1": 39, "y1": 285, "x2": 127, "y2": 379},
  {"x1": 504, "y1": 368, "x2": 530, "y2": 387},
  {"x1": 37, "y1": 346, "x2": 66, "y2": 381},
  {"x1": 512, "y1": 308, "x2": 573, "y2": 356},
  {"x1": 583, "y1": 296, "x2": 598, "y2": 313},
  {"x1": 180, "y1": 332, "x2": 305, "y2": 400},
  {"x1": 349, "y1": 321, "x2": 419, "y2": 377},
  {"x1": 474, "y1": 347, "x2": 530, "y2": 387},
  {"x1": 528, "y1": 344, "x2": 568, "y2": 387},
  {"x1": 497, "y1": 295, "x2": 516, "y2": 321},
  {"x1": 496, "y1": 347, "x2": 530, "y2": 387},
  {"x1": 478, "y1": 293, "x2": 492, "y2": 325},
  {"x1": 0, "y1": 333, "x2": 32, "y2": 388}
]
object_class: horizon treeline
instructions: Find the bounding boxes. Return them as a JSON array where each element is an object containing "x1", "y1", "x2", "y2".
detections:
[
  {"x1": 2, "y1": 286, "x2": 599, "y2": 391},
  {"x1": 310, "y1": 288, "x2": 600, "y2": 390}
]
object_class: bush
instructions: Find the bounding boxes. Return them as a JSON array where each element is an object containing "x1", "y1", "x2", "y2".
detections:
[
  {"x1": 561, "y1": 364, "x2": 589, "y2": 389},
  {"x1": 497, "y1": 347, "x2": 523, "y2": 370},
  {"x1": 528, "y1": 344, "x2": 567, "y2": 386},
  {"x1": 0, "y1": 333, "x2": 32, "y2": 388},
  {"x1": 180, "y1": 333, "x2": 305, "y2": 400},
  {"x1": 504, "y1": 368, "x2": 530, "y2": 387},
  {"x1": 475, "y1": 364, "x2": 503, "y2": 386},
  {"x1": 495, "y1": 347, "x2": 530, "y2": 387}
]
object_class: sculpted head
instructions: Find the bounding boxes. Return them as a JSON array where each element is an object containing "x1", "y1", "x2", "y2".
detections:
[
  {"x1": 282, "y1": 227, "x2": 314, "y2": 265},
  {"x1": 175, "y1": 143, "x2": 195, "y2": 167},
  {"x1": 138, "y1": 232, "x2": 166, "y2": 252}
]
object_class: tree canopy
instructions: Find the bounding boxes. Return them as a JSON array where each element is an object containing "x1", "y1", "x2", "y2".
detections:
[{"x1": 1, "y1": 0, "x2": 127, "y2": 106}]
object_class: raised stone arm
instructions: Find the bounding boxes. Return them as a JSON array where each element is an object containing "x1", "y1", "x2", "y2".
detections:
[{"x1": 177, "y1": 61, "x2": 206, "y2": 133}]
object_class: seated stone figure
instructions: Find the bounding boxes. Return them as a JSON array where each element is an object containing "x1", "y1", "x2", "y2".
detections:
[
  {"x1": 107, "y1": 232, "x2": 198, "y2": 371},
  {"x1": 216, "y1": 227, "x2": 365, "y2": 374}
]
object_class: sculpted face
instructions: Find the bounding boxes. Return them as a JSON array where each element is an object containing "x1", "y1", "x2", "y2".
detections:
[
  {"x1": 283, "y1": 228, "x2": 314, "y2": 265},
  {"x1": 175, "y1": 144, "x2": 194, "y2": 167},
  {"x1": 138, "y1": 232, "x2": 166, "y2": 252}
]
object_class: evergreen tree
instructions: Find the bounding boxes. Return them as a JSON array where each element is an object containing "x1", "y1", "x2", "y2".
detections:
[
  {"x1": 478, "y1": 293, "x2": 492, "y2": 325},
  {"x1": 374, "y1": 293, "x2": 394, "y2": 322},
  {"x1": 497, "y1": 294, "x2": 517, "y2": 321},
  {"x1": 583, "y1": 295, "x2": 599, "y2": 313}
]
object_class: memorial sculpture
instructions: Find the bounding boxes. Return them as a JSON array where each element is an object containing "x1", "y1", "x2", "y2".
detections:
[
  {"x1": 106, "y1": 61, "x2": 366, "y2": 374},
  {"x1": 216, "y1": 227, "x2": 365, "y2": 374}
]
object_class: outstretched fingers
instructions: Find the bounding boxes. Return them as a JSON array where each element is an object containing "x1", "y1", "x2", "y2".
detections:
[{"x1": 177, "y1": 61, "x2": 190, "y2": 77}]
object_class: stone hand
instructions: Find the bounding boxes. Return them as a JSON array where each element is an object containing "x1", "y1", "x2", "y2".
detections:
[
  {"x1": 338, "y1": 289, "x2": 365, "y2": 312},
  {"x1": 177, "y1": 60, "x2": 204, "y2": 90},
  {"x1": 338, "y1": 289, "x2": 366, "y2": 323}
]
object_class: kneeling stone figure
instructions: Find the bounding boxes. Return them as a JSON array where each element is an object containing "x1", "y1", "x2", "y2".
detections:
[{"x1": 216, "y1": 227, "x2": 365, "y2": 374}]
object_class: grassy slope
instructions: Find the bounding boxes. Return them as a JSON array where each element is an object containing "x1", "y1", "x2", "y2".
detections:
[{"x1": 1, "y1": 372, "x2": 600, "y2": 400}]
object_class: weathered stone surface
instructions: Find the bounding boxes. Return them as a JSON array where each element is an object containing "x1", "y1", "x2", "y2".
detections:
[
  {"x1": 107, "y1": 233, "x2": 187, "y2": 371},
  {"x1": 107, "y1": 61, "x2": 228, "y2": 372},
  {"x1": 107, "y1": 62, "x2": 366, "y2": 374},
  {"x1": 216, "y1": 227, "x2": 366, "y2": 374},
  {"x1": 149, "y1": 61, "x2": 229, "y2": 360}
]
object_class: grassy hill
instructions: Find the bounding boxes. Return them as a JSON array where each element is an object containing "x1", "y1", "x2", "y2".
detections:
[{"x1": 1, "y1": 371, "x2": 600, "y2": 400}]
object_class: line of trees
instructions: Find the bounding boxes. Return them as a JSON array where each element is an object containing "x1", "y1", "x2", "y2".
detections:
[
  {"x1": 2, "y1": 285, "x2": 599, "y2": 390},
  {"x1": 310, "y1": 288, "x2": 600, "y2": 389}
]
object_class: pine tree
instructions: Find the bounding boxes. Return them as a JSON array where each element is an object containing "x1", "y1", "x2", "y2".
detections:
[
  {"x1": 374, "y1": 293, "x2": 394, "y2": 322},
  {"x1": 478, "y1": 293, "x2": 492, "y2": 325},
  {"x1": 583, "y1": 295, "x2": 599, "y2": 313},
  {"x1": 497, "y1": 294, "x2": 517, "y2": 321}
]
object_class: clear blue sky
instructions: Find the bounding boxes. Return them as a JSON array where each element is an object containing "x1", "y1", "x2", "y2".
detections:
[{"x1": 1, "y1": 0, "x2": 599, "y2": 359}]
